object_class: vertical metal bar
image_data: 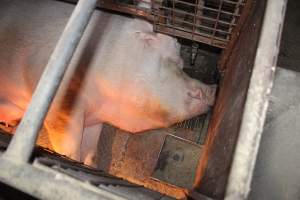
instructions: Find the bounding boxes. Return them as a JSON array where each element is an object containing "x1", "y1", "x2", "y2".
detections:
[
  {"x1": 211, "y1": 0, "x2": 224, "y2": 43},
  {"x1": 191, "y1": 0, "x2": 198, "y2": 40},
  {"x1": 152, "y1": 0, "x2": 156, "y2": 28},
  {"x1": 172, "y1": 0, "x2": 175, "y2": 35},
  {"x1": 226, "y1": 0, "x2": 244, "y2": 41},
  {"x1": 195, "y1": 0, "x2": 204, "y2": 33},
  {"x1": 218, "y1": 0, "x2": 253, "y2": 71},
  {"x1": 3, "y1": 0, "x2": 98, "y2": 163}
]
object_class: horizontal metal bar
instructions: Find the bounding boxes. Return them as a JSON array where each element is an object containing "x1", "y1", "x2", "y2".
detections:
[
  {"x1": 0, "y1": 158, "x2": 127, "y2": 200},
  {"x1": 155, "y1": 14, "x2": 232, "y2": 35},
  {"x1": 154, "y1": 4, "x2": 237, "y2": 26},
  {"x1": 2, "y1": 0, "x2": 98, "y2": 162},
  {"x1": 61, "y1": 0, "x2": 245, "y2": 48},
  {"x1": 155, "y1": 21, "x2": 231, "y2": 40},
  {"x1": 223, "y1": 0, "x2": 245, "y2": 5},
  {"x1": 172, "y1": 0, "x2": 242, "y2": 17},
  {"x1": 100, "y1": 2, "x2": 153, "y2": 19},
  {"x1": 154, "y1": 25, "x2": 227, "y2": 48}
]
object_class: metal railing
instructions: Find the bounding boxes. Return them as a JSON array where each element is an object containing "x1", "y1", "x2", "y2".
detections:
[{"x1": 99, "y1": 0, "x2": 248, "y2": 48}]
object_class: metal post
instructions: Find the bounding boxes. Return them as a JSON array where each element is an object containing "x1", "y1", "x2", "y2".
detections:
[{"x1": 3, "y1": 0, "x2": 98, "y2": 162}]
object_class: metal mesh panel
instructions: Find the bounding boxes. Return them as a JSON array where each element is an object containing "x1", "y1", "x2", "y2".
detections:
[{"x1": 98, "y1": 0, "x2": 248, "y2": 48}]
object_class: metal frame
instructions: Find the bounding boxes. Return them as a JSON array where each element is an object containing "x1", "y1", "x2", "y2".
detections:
[
  {"x1": 152, "y1": 0, "x2": 246, "y2": 48},
  {"x1": 225, "y1": 0, "x2": 288, "y2": 199},
  {"x1": 0, "y1": 158, "x2": 127, "y2": 200},
  {"x1": 68, "y1": 0, "x2": 250, "y2": 48}
]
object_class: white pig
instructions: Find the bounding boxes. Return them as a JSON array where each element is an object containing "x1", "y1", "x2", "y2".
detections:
[{"x1": 0, "y1": 0, "x2": 216, "y2": 166}]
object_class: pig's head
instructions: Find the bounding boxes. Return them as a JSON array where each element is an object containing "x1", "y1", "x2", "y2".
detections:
[
  {"x1": 125, "y1": 30, "x2": 216, "y2": 130},
  {"x1": 94, "y1": 22, "x2": 216, "y2": 133},
  {"x1": 152, "y1": 57, "x2": 217, "y2": 127},
  {"x1": 134, "y1": 30, "x2": 216, "y2": 124}
]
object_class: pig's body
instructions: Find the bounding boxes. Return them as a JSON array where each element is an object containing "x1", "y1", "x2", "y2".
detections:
[{"x1": 0, "y1": 0, "x2": 216, "y2": 165}]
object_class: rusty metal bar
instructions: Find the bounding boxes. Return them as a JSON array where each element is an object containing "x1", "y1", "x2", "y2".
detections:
[
  {"x1": 62, "y1": 0, "x2": 248, "y2": 49},
  {"x1": 156, "y1": 22, "x2": 230, "y2": 41},
  {"x1": 223, "y1": 0, "x2": 245, "y2": 5},
  {"x1": 211, "y1": 0, "x2": 224, "y2": 43},
  {"x1": 151, "y1": 0, "x2": 245, "y2": 48},
  {"x1": 155, "y1": 25, "x2": 227, "y2": 48},
  {"x1": 192, "y1": 0, "x2": 198, "y2": 40},
  {"x1": 101, "y1": 2, "x2": 153, "y2": 19},
  {"x1": 218, "y1": 0, "x2": 253, "y2": 70},
  {"x1": 2, "y1": 0, "x2": 98, "y2": 163},
  {"x1": 155, "y1": 14, "x2": 232, "y2": 35},
  {"x1": 155, "y1": 5, "x2": 236, "y2": 26},
  {"x1": 172, "y1": 0, "x2": 175, "y2": 35},
  {"x1": 226, "y1": 0, "x2": 244, "y2": 40},
  {"x1": 174, "y1": 0, "x2": 241, "y2": 17}
]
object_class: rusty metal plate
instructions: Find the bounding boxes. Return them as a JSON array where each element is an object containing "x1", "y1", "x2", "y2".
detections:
[{"x1": 152, "y1": 134, "x2": 202, "y2": 189}]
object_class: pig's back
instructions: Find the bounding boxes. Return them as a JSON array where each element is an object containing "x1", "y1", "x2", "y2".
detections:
[
  {"x1": 0, "y1": 0, "x2": 134, "y2": 112},
  {"x1": 0, "y1": 0, "x2": 73, "y2": 106}
]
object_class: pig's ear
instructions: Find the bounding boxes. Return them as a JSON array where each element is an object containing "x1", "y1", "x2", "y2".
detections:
[{"x1": 135, "y1": 31, "x2": 158, "y2": 47}]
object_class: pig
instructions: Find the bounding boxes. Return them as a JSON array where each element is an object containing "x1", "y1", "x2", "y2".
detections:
[{"x1": 0, "y1": 0, "x2": 216, "y2": 166}]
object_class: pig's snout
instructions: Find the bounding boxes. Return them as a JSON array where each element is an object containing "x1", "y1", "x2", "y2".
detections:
[{"x1": 188, "y1": 84, "x2": 217, "y2": 106}]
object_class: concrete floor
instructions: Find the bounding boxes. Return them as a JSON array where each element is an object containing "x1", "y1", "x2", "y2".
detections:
[
  {"x1": 277, "y1": 0, "x2": 300, "y2": 73},
  {"x1": 249, "y1": 0, "x2": 300, "y2": 199}
]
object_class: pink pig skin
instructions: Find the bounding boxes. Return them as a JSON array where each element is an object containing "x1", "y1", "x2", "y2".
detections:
[{"x1": 0, "y1": 0, "x2": 216, "y2": 166}]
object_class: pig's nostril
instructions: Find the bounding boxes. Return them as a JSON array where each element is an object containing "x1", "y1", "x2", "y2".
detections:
[{"x1": 187, "y1": 90, "x2": 203, "y2": 100}]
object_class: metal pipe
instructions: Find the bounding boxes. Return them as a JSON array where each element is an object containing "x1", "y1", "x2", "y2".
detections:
[
  {"x1": 3, "y1": 0, "x2": 98, "y2": 162},
  {"x1": 0, "y1": 158, "x2": 127, "y2": 200}
]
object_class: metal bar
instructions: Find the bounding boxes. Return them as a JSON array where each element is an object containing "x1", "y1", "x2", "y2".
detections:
[
  {"x1": 0, "y1": 158, "x2": 127, "y2": 200},
  {"x1": 191, "y1": 0, "x2": 198, "y2": 40},
  {"x1": 155, "y1": 6, "x2": 236, "y2": 27},
  {"x1": 63, "y1": 0, "x2": 244, "y2": 48},
  {"x1": 226, "y1": 0, "x2": 244, "y2": 40},
  {"x1": 218, "y1": 0, "x2": 253, "y2": 71},
  {"x1": 100, "y1": 2, "x2": 152, "y2": 20},
  {"x1": 155, "y1": 22, "x2": 230, "y2": 42},
  {"x1": 172, "y1": 0, "x2": 175, "y2": 35},
  {"x1": 223, "y1": 0, "x2": 245, "y2": 5},
  {"x1": 174, "y1": 0, "x2": 241, "y2": 17},
  {"x1": 155, "y1": 25, "x2": 228, "y2": 48},
  {"x1": 211, "y1": 0, "x2": 224, "y2": 42},
  {"x1": 2, "y1": 0, "x2": 98, "y2": 162},
  {"x1": 155, "y1": 14, "x2": 232, "y2": 35},
  {"x1": 225, "y1": 0, "x2": 288, "y2": 199},
  {"x1": 165, "y1": 6, "x2": 236, "y2": 26}
]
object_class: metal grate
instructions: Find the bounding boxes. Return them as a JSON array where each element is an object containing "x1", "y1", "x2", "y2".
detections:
[
  {"x1": 172, "y1": 112, "x2": 211, "y2": 144},
  {"x1": 98, "y1": 0, "x2": 248, "y2": 48}
]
